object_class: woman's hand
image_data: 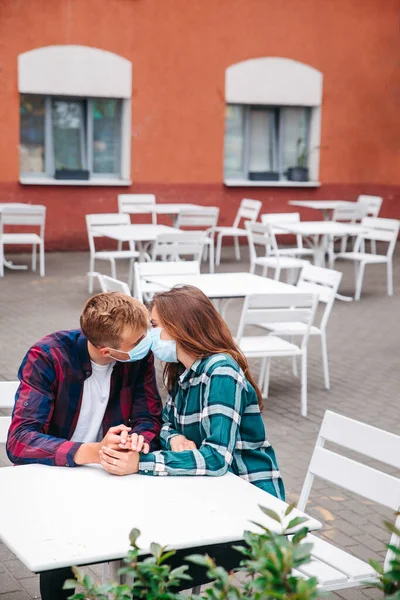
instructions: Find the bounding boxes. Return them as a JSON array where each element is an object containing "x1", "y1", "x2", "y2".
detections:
[
  {"x1": 170, "y1": 435, "x2": 197, "y2": 452},
  {"x1": 99, "y1": 446, "x2": 139, "y2": 476},
  {"x1": 120, "y1": 433, "x2": 150, "y2": 454}
]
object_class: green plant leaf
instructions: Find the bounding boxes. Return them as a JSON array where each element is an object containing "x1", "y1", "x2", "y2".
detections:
[
  {"x1": 129, "y1": 528, "x2": 141, "y2": 546},
  {"x1": 369, "y1": 558, "x2": 384, "y2": 574},
  {"x1": 258, "y1": 505, "x2": 282, "y2": 523},
  {"x1": 186, "y1": 554, "x2": 214, "y2": 568},
  {"x1": 291, "y1": 527, "x2": 309, "y2": 545},
  {"x1": 285, "y1": 503, "x2": 295, "y2": 516},
  {"x1": 287, "y1": 516, "x2": 308, "y2": 530},
  {"x1": 62, "y1": 579, "x2": 78, "y2": 590}
]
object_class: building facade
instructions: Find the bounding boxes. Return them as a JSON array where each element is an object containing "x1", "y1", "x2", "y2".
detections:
[{"x1": 0, "y1": 0, "x2": 399, "y2": 250}]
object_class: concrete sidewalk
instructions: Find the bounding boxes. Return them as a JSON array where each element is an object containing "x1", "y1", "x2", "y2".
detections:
[{"x1": 0, "y1": 246, "x2": 399, "y2": 599}]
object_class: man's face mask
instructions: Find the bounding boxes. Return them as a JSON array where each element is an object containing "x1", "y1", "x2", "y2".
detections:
[
  {"x1": 150, "y1": 327, "x2": 178, "y2": 363},
  {"x1": 108, "y1": 331, "x2": 152, "y2": 362}
]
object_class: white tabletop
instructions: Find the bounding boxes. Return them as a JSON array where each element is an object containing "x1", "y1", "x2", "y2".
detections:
[
  {"x1": 0, "y1": 381, "x2": 18, "y2": 408},
  {"x1": 146, "y1": 272, "x2": 300, "y2": 299},
  {"x1": 289, "y1": 200, "x2": 355, "y2": 210},
  {"x1": 93, "y1": 224, "x2": 179, "y2": 242},
  {"x1": 275, "y1": 221, "x2": 367, "y2": 237},
  {"x1": 0, "y1": 465, "x2": 321, "y2": 572}
]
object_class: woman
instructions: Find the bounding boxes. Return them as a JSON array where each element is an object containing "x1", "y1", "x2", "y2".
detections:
[{"x1": 100, "y1": 285, "x2": 284, "y2": 500}]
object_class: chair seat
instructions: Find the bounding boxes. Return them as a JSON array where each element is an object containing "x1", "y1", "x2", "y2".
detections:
[
  {"x1": 260, "y1": 322, "x2": 321, "y2": 336},
  {"x1": 272, "y1": 247, "x2": 314, "y2": 257},
  {"x1": 335, "y1": 252, "x2": 388, "y2": 264},
  {"x1": 254, "y1": 256, "x2": 309, "y2": 269},
  {"x1": 94, "y1": 250, "x2": 140, "y2": 260},
  {"x1": 3, "y1": 233, "x2": 42, "y2": 244},
  {"x1": 214, "y1": 227, "x2": 247, "y2": 237},
  {"x1": 296, "y1": 534, "x2": 377, "y2": 589},
  {"x1": 239, "y1": 335, "x2": 302, "y2": 357}
]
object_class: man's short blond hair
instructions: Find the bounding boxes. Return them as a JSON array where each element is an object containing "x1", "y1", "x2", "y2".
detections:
[{"x1": 80, "y1": 292, "x2": 150, "y2": 348}]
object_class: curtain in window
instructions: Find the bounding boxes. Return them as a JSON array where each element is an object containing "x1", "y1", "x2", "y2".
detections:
[
  {"x1": 92, "y1": 99, "x2": 121, "y2": 175},
  {"x1": 281, "y1": 107, "x2": 309, "y2": 174},
  {"x1": 52, "y1": 99, "x2": 86, "y2": 170},
  {"x1": 248, "y1": 108, "x2": 277, "y2": 173},
  {"x1": 20, "y1": 95, "x2": 45, "y2": 173},
  {"x1": 224, "y1": 105, "x2": 244, "y2": 178}
]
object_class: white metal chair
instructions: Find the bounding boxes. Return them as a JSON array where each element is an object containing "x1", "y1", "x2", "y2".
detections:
[
  {"x1": 176, "y1": 207, "x2": 219, "y2": 273},
  {"x1": 258, "y1": 265, "x2": 342, "y2": 390},
  {"x1": 0, "y1": 380, "x2": 18, "y2": 443},
  {"x1": 151, "y1": 232, "x2": 206, "y2": 264},
  {"x1": 331, "y1": 203, "x2": 366, "y2": 254},
  {"x1": 237, "y1": 292, "x2": 318, "y2": 417},
  {"x1": 296, "y1": 410, "x2": 400, "y2": 591},
  {"x1": 246, "y1": 221, "x2": 309, "y2": 282},
  {"x1": 134, "y1": 260, "x2": 200, "y2": 302},
  {"x1": 215, "y1": 199, "x2": 262, "y2": 266},
  {"x1": 0, "y1": 205, "x2": 46, "y2": 277},
  {"x1": 97, "y1": 274, "x2": 132, "y2": 295},
  {"x1": 86, "y1": 214, "x2": 140, "y2": 294},
  {"x1": 261, "y1": 213, "x2": 314, "y2": 259},
  {"x1": 333, "y1": 217, "x2": 400, "y2": 300},
  {"x1": 357, "y1": 195, "x2": 383, "y2": 253},
  {"x1": 118, "y1": 194, "x2": 157, "y2": 225}
]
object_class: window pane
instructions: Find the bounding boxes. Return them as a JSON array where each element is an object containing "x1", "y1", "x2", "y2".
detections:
[
  {"x1": 92, "y1": 99, "x2": 121, "y2": 175},
  {"x1": 281, "y1": 107, "x2": 310, "y2": 174},
  {"x1": 224, "y1": 105, "x2": 244, "y2": 178},
  {"x1": 248, "y1": 108, "x2": 277, "y2": 173},
  {"x1": 52, "y1": 99, "x2": 86, "y2": 170},
  {"x1": 20, "y1": 94, "x2": 45, "y2": 173}
]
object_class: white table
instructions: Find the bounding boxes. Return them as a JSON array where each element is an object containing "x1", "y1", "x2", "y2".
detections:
[
  {"x1": 93, "y1": 224, "x2": 181, "y2": 260},
  {"x1": 128, "y1": 204, "x2": 207, "y2": 226},
  {"x1": 289, "y1": 200, "x2": 355, "y2": 220},
  {"x1": 0, "y1": 464, "x2": 321, "y2": 573}
]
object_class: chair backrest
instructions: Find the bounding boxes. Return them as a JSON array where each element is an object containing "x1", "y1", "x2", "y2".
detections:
[
  {"x1": 0, "y1": 205, "x2": 46, "y2": 238},
  {"x1": 134, "y1": 260, "x2": 200, "y2": 302},
  {"x1": 332, "y1": 204, "x2": 365, "y2": 223},
  {"x1": 152, "y1": 232, "x2": 206, "y2": 263},
  {"x1": 0, "y1": 381, "x2": 19, "y2": 409},
  {"x1": 261, "y1": 212, "x2": 301, "y2": 225},
  {"x1": 118, "y1": 194, "x2": 157, "y2": 224},
  {"x1": 236, "y1": 292, "x2": 318, "y2": 351},
  {"x1": 297, "y1": 410, "x2": 400, "y2": 570},
  {"x1": 85, "y1": 213, "x2": 131, "y2": 254},
  {"x1": 357, "y1": 195, "x2": 383, "y2": 218},
  {"x1": 0, "y1": 417, "x2": 12, "y2": 444},
  {"x1": 245, "y1": 221, "x2": 280, "y2": 266},
  {"x1": 233, "y1": 198, "x2": 262, "y2": 228},
  {"x1": 354, "y1": 217, "x2": 400, "y2": 257},
  {"x1": 97, "y1": 274, "x2": 131, "y2": 295},
  {"x1": 176, "y1": 207, "x2": 219, "y2": 230},
  {"x1": 297, "y1": 265, "x2": 342, "y2": 330}
]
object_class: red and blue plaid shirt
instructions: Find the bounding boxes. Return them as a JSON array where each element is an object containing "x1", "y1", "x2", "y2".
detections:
[{"x1": 6, "y1": 329, "x2": 162, "y2": 467}]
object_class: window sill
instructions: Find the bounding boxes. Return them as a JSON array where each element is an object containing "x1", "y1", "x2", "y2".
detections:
[
  {"x1": 19, "y1": 177, "x2": 132, "y2": 187},
  {"x1": 224, "y1": 179, "x2": 321, "y2": 188}
]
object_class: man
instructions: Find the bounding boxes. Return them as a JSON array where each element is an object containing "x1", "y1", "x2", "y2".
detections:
[{"x1": 6, "y1": 291, "x2": 162, "y2": 600}]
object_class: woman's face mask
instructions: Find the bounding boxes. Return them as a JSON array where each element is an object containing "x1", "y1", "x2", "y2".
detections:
[
  {"x1": 109, "y1": 331, "x2": 152, "y2": 362},
  {"x1": 150, "y1": 327, "x2": 178, "y2": 363}
]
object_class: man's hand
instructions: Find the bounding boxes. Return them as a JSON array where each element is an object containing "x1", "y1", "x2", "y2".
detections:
[
  {"x1": 101, "y1": 424, "x2": 131, "y2": 450},
  {"x1": 170, "y1": 435, "x2": 197, "y2": 452},
  {"x1": 99, "y1": 446, "x2": 139, "y2": 476},
  {"x1": 120, "y1": 433, "x2": 150, "y2": 454},
  {"x1": 74, "y1": 424, "x2": 131, "y2": 465}
]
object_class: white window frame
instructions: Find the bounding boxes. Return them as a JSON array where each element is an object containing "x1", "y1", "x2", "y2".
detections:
[
  {"x1": 18, "y1": 45, "x2": 132, "y2": 186},
  {"x1": 224, "y1": 57, "x2": 323, "y2": 188}
]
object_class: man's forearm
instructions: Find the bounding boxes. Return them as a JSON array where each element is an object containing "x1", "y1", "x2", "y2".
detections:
[{"x1": 74, "y1": 443, "x2": 101, "y2": 465}]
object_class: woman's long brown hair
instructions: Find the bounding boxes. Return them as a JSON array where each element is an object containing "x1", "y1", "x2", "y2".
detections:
[{"x1": 152, "y1": 285, "x2": 263, "y2": 409}]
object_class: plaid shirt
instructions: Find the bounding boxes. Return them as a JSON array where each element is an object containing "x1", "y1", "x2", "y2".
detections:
[
  {"x1": 6, "y1": 329, "x2": 162, "y2": 467},
  {"x1": 139, "y1": 354, "x2": 285, "y2": 499}
]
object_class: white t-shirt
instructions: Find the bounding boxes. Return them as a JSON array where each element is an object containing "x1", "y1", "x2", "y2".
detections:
[{"x1": 70, "y1": 360, "x2": 115, "y2": 443}]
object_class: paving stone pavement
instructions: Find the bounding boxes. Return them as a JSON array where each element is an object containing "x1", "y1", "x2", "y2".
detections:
[{"x1": 0, "y1": 245, "x2": 399, "y2": 599}]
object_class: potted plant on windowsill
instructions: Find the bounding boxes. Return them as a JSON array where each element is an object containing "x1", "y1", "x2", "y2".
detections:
[
  {"x1": 55, "y1": 166, "x2": 90, "y2": 180},
  {"x1": 287, "y1": 138, "x2": 310, "y2": 182},
  {"x1": 249, "y1": 170, "x2": 280, "y2": 181}
]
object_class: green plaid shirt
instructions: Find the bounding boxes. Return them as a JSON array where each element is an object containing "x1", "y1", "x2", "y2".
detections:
[{"x1": 139, "y1": 353, "x2": 285, "y2": 499}]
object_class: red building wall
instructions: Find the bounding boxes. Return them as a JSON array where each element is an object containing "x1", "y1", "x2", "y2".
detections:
[{"x1": 0, "y1": 0, "x2": 399, "y2": 250}]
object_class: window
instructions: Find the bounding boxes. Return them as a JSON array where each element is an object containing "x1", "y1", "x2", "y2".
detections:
[
  {"x1": 20, "y1": 94, "x2": 122, "y2": 179},
  {"x1": 224, "y1": 104, "x2": 311, "y2": 182},
  {"x1": 224, "y1": 57, "x2": 323, "y2": 185}
]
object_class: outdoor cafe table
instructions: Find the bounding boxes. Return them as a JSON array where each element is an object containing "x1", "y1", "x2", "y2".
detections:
[
  {"x1": 289, "y1": 200, "x2": 356, "y2": 220},
  {"x1": 92, "y1": 224, "x2": 181, "y2": 259},
  {"x1": 0, "y1": 464, "x2": 321, "y2": 575},
  {"x1": 144, "y1": 272, "x2": 301, "y2": 317}
]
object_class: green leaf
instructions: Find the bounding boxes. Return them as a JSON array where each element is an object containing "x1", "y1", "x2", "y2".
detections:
[
  {"x1": 369, "y1": 558, "x2": 384, "y2": 574},
  {"x1": 150, "y1": 542, "x2": 162, "y2": 558},
  {"x1": 62, "y1": 579, "x2": 78, "y2": 590},
  {"x1": 291, "y1": 527, "x2": 309, "y2": 546},
  {"x1": 285, "y1": 503, "x2": 295, "y2": 517},
  {"x1": 384, "y1": 521, "x2": 400, "y2": 537},
  {"x1": 258, "y1": 505, "x2": 282, "y2": 523},
  {"x1": 186, "y1": 554, "x2": 214, "y2": 568},
  {"x1": 287, "y1": 516, "x2": 308, "y2": 530},
  {"x1": 129, "y1": 527, "x2": 141, "y2": 546},
  {"x1": 83, "y1": 574, "x2": 94, "y2": 589}
]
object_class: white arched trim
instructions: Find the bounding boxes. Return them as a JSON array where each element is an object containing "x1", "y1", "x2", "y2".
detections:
[
  {"x1": 18, "y1": 45, "x2": 132, "y2": 98},
  {"x1": 226, "y1": 57, "x2": 322, "y2": 107}
]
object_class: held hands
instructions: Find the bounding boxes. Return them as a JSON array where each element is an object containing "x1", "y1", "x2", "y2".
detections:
[
  {"x1": 99, "y1": 425, "x2": 149, "y2": 476},
  {"x1": 170, "y1": 435, "x2": 197, "y2": 452}
]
